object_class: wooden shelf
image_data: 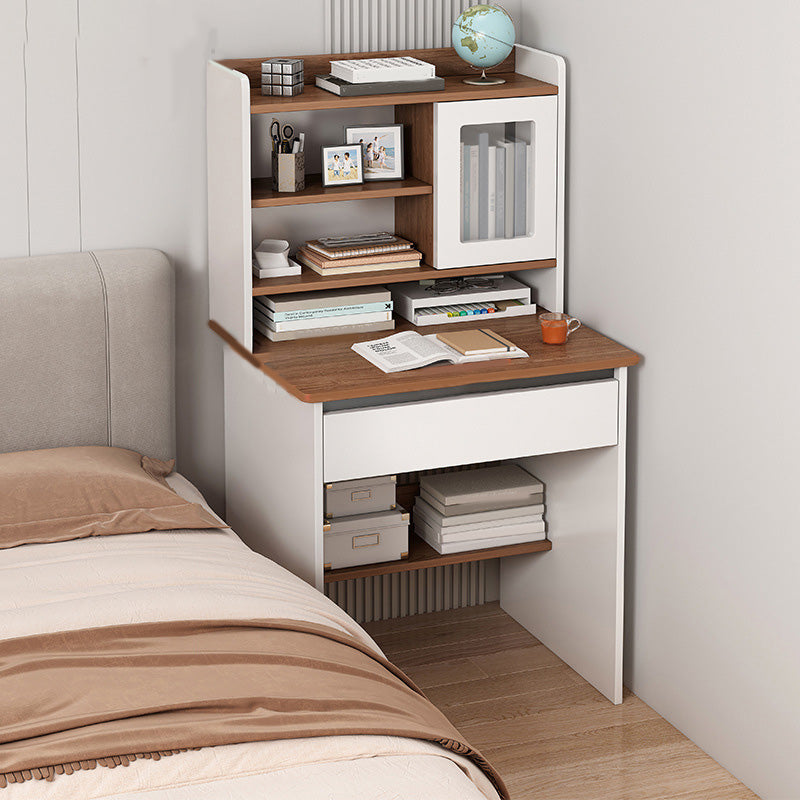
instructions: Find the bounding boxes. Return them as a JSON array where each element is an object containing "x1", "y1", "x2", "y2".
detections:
[
  {"x1": 324, "y1": 533, "x2": 552, "y2": 583},
  {"x1": 252, "y1": 175, "x2": 432, "y2": 208},
  {"x1": 253, "y1": 259, "x2": 556, "y2": 296},
  {"x1": 246, "y1": 73, "x2": 557, "y2": 114},
  {"x1": 209, "y1": 311, "x2": 640, "y2": 403}
]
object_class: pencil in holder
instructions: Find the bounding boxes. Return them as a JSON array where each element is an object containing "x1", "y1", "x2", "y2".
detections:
[{"x1": 271, "y1": 151, "x2": 305, "y2": 193}]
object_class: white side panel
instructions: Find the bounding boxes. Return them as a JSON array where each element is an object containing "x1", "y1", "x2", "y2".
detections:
[
  {"x1": 433, "y1": 95, "x2": 558, "y2": 269},
  {"x1": 224, "y1": 351, "x2": 324, "y2": 588},
  {"x1": 0, "y1": 0, "x2": 29, "y2": 257},
  {"x1": 324, "y1": 379, "x2": 618, "y2": 481},
  {"x1": 501, "y1": 368, "x2": 628, "y2": 703},
  {"x1": 514, "y1": 43, "x2": 566, "y2": 312},
  {"x1": 25, "y1": 0, "x2": 81, "y2": 254},
  {"x1": 208, "y1": 62, "x2": 252, "y2": 350}
]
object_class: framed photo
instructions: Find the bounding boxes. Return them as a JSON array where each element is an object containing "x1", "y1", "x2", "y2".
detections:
[
  {"x1": 344, "y1": 124, "x2": 405, "y2": 181},
  {"x1": 321, "y1": 144, "x2": 364, "y2": 187}
]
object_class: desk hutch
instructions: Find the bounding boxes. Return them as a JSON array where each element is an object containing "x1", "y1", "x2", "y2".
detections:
[{"x1": 207, "y1": 45, "x2": 639, "y2": 703}]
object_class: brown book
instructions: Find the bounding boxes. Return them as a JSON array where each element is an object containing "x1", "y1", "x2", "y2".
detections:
[
  {"x1": 435, "y1": 328, "x2": 518, "y2": 356},
  {"x1": 296, "y1": 251, "x2": 421, "y2": 276},
  {"x1": 305, "y1": 235, "x2": 413, "y2": 259},
  {"x1": 297, "y1": 246, "x2": 422, "y2": 268}
]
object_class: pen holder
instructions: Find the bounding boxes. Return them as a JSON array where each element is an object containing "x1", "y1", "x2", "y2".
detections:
[{"x1": 271, "y1": 151, "x2": 305, "y2": 193}]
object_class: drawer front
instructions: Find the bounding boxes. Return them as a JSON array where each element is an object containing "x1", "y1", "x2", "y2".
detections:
[{"x1": 323, "y1": 379, "x2": 618, "y2": 482}]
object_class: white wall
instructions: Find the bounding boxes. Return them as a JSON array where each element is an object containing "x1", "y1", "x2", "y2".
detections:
[
  {"x1": 519, "y1": 3, "x2": 800, "y2": 798},
  {"x1": 0, "y1": 0, "x2": 328, "y2": 511},
  {"x1": 0, "y1": 1, "x2": 509, "y2": 513}
]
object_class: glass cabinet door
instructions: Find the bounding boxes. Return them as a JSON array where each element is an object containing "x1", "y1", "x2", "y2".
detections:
[{"x1": 433, "y1": 96, "x2": 558, "y2": 269}]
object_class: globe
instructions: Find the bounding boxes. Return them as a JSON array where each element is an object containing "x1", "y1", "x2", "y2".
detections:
[{"x1": 452, "y1": 4, "x2": 516, "y2": 85}]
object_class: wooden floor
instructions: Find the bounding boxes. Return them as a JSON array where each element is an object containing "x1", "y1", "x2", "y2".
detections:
[{"x1": 363, "y1": 603, "x2": 759, "y2": 800}]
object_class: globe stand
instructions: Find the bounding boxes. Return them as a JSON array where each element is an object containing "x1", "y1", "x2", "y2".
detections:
[{"x1": 463, "y1": 69, "x2": 506, "y2": 86}]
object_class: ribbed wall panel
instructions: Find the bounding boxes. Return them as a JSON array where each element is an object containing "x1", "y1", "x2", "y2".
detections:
[
  {"x1": 325, "y1": 561, "x2": 486, "y2": 623},
  {"x1": 325, "y1": 0, "x2": 480, "y2": 53}
]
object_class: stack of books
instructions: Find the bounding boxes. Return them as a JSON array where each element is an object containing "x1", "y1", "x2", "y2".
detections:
[
  {"x1": 413, "y1": 464, "x2": 546, "y2": 554},
  {"x1": 316, "y1": 56, "x2": 444, "y2": 97},
  {"x1": 462, "y1": 132, "x2": 534, "y2": 241},
  {"x1": 253, "y1": 286, "x2": 394, "y2": 342},
  {"x1": 295, "y1": 234, "x2": 421, "y2": 276}
]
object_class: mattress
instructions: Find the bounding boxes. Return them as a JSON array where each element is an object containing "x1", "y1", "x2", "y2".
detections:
[{"x1": 0, "y1": 474, "x2": 499, "y2": 800}]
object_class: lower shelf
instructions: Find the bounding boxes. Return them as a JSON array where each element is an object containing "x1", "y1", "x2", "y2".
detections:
[{"x1": 323, "y1": 533, "x2": 551, "y2": 583}]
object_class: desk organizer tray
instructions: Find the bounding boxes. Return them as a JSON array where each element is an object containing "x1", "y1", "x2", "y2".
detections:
[
  {"x1": 324, "y1": 474, "x2": 397, "y2": 519},
  {"x1": 390, "y1": 276, "x2": 533, "y2": 325},
  {"x1": 323, "y1": 508, "x2": 409, "y2": 570}
]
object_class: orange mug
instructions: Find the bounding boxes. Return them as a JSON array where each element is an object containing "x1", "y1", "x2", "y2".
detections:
[{"x1": 540, "y1": 312, "x2": 581, "y2": 344}]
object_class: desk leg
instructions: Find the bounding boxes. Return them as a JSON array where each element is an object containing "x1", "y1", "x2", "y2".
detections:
[
  {"x1": 223, "y1": 351, "x2": 324, "y2": 589},
  {"x1": 500, "y1": 367, "x2": 628, "y2": 703}
]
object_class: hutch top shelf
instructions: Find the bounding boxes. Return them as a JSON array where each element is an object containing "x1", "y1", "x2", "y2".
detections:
[{"x1": 218, "y1": 47, "x2": 558, "y2": 114}]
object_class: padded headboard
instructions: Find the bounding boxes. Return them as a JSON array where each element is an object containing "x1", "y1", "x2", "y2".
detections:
[{"x1": 0, "y1": 249, "x2": 175, "y2": 460}]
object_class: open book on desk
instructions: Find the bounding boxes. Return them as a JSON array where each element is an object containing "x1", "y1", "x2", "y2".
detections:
[{"x1": 352, "y1": 330, "x2": 528, "y2": 374}]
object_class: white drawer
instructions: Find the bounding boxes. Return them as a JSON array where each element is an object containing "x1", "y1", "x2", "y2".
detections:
[{"x1": 323, "y1": 379, "x2": 619, "y2": 482}]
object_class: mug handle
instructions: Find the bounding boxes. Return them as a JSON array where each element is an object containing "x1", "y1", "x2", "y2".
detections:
[{"x1": 566, "y1": 317, "x2": 581, "y2": 337}]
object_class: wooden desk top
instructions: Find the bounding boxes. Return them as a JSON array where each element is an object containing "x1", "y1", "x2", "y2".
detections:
[{"x1": 210, "y1": 312, "x2": 640, "y2": 404}]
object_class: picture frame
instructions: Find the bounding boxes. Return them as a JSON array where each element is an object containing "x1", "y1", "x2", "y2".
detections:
[
  {"x1": 321, "y1": 144, "x2": 364, "y2": 187},
  {"x1": 344, "y1": 124, "x2": 405, "y2": 181}
]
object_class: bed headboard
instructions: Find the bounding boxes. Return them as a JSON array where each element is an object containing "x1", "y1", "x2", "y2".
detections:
[{"x1": 0, "y1": 249, "x2": 175, "y2": 460}]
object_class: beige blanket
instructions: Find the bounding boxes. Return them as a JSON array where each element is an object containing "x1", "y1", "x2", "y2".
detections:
[{"x1": 0, "y1": 617, "x2": 508, "y2": 799}]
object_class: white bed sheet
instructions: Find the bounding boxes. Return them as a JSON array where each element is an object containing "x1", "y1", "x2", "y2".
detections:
[{"x1": 0, "y1": 474, "x2": 499, "y2": 800}]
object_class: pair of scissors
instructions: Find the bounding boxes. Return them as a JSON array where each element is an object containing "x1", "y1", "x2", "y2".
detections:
[{"x1": 270, "y1": 119, "x2": 295, "y2": 153}]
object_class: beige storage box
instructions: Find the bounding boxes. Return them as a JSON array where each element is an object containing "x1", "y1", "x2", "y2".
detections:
[
  {"x1": 323, "y1": 508, "x2": 409, "y2": 570},
  {"x1": 324, "y1": 475, "x2": 397, "y2": 519}
]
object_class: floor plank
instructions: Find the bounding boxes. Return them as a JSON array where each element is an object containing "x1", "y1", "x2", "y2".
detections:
[
  {"x1": 362, "y1": 603, "x2": 759, "y2": 800},
  {"x1": 424, "y1": 664, "x2": 583, "y2": 709}
]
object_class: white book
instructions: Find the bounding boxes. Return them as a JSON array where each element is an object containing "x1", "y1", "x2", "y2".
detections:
[
  {"x1": 478, "y1": 132, "x2": 489, "y2": 240},
  {"x1": 255, "y1": 308, "x2": 391, "y2": 332},
  {"x1": 514, "y1": 138, "x2": 527, "y2": 237},
  {"x1": 415, "y1": 507, "x2": 545, "y2": 542},
  {"x1": 415, "y1": 518, "x2": 546, "y2": 553},
  {"x1": 415, "y1": 496, "x2": 545, "y2": 527},
  {"x1": 330, "y1": 56, "x2": 436, "y2": 84},
  {"x1": 498, "y1": 140, "x2": 515, "y2": 238},
  {"x1": 487, "y1": 145, "x2": 497, "y2": 239},
  {"x1": 468, "y1": 144, "x2": 479, "y2": 239},
  {"x1": 527, "y1": 142, "x2": 535, "y2": 232},
  {"x1": 426, "y1": 520, "x2": 546, "y2": 544}
]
